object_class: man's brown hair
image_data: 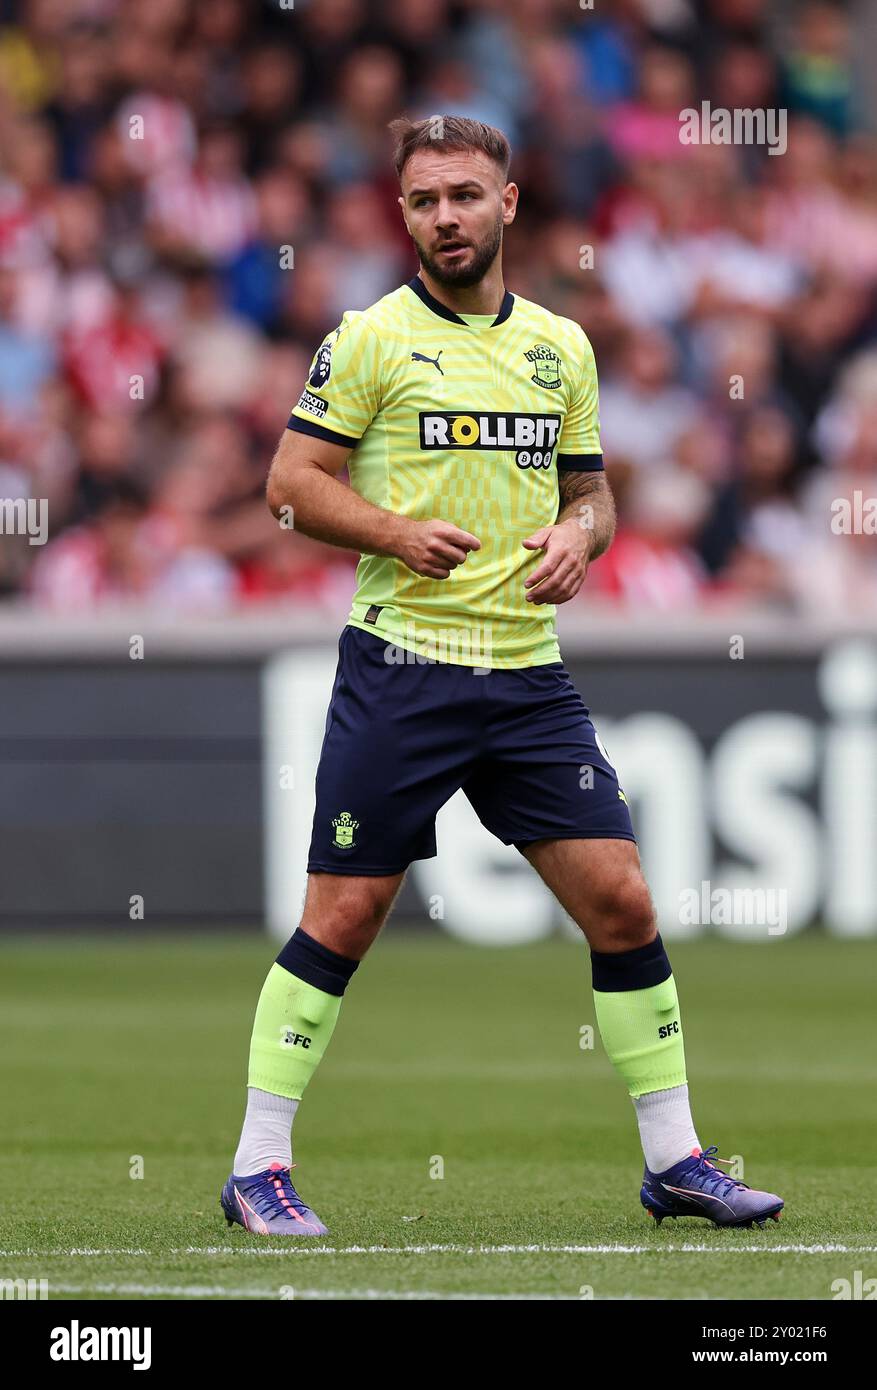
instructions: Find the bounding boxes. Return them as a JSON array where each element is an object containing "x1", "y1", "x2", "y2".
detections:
[{"x1": 389, "y1": 114, "x2": 512, "y2": 184}]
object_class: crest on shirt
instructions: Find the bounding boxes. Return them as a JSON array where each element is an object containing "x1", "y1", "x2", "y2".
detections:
[
  {"x1": 308, "y1": 339, "x2": 334, "y2": 389},
  {"x1": 525, "y1": 344, "x2": 562, "y2": 390}
]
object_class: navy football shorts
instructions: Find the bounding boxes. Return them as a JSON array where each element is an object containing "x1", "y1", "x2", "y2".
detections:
[{"x1": 307, "y1": 624, "x2": 636, "y2": 875}]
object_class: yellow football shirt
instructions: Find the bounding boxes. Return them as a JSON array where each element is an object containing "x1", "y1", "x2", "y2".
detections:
[{"x1": 288, "y1": 275, "x2": 603, "y2": 669}]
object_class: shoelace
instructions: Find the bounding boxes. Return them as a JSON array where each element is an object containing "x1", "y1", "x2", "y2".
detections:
[
  {"x1": 252, "y1": 1165, "x2": 310, "y2": 1220},
  {"x1": 691, "y1": 1145, "x2": 748, "y2": 1196}
]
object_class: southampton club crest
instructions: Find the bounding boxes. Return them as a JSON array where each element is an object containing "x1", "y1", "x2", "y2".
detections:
[
  {"x1": 525, "y1": 344, "x2": 562, "y2": 390},
  {"x1": 332, "y1": 811, "x2": 359, "y2": 850}
]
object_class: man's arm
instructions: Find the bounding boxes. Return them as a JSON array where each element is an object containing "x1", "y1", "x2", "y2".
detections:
[
  {"x1": 556, "y1": 468, "x2": 616, "y2": 562},
  {"x1": 522, "y1": 469, "x2": 616, "y2": 604},
  {"x1": 266, "y1": 427, "x2": 481, "y2": 581}
]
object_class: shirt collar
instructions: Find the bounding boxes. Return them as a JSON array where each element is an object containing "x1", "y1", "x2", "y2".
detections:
[{"x1": 406, "y1": 274, "x2": 514, "y2": 327}]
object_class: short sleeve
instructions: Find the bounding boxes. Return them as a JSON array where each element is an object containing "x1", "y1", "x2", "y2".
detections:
[
  {"x1": 287, "y1": 312, "x2": 383, "y2": 448},
  {"x1": 556, "y1": 330, "x2": 603, "y2": 471}
]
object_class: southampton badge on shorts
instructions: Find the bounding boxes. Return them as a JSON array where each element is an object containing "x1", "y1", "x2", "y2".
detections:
[
  {"x1": 525, "y1": 344, "x2": 562, "y2": 390},
  {"x1": 331, "y1": 811, "x2": 359, "y2": 849}
]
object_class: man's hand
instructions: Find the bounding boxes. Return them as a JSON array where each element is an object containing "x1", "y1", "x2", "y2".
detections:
[
  {"x1": 522, "y1": 518, "x2": 595, "y2": 604},
  {"x1": 395, "y1": 518, "x2": 481, "y2": 580},
  {"x1": 266, "y1": 431, "x2": 483, "y2": 577}
]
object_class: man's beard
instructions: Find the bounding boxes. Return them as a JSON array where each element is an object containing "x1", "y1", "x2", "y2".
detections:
[{"x1": 415, "y1": 216, "x2": 503, "y2": 288}]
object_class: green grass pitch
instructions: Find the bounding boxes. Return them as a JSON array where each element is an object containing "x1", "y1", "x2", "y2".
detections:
[{"x1": 1, "y1": 930, "x2": 874, "y2": 1300}]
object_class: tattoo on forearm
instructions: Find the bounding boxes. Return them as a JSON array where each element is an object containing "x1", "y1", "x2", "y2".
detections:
[{"x1": 557, "y1": 470, "x2": 616, "y2": 559}]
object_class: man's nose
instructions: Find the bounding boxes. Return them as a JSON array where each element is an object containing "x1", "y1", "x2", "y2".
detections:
[{"x1": 435, "y1": 201, "x2": 460, "y2": 228}]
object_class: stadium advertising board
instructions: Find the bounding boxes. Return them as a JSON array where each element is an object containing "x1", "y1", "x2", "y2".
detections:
[{"x1": 1, "y1": 633, "x2": 873, "y2": 938}]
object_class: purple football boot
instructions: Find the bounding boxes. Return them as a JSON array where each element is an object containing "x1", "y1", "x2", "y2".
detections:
[
  {"x1": 220, "y1": 1161, "x2": 328, "y2": 1236},
  {"x1": 641, "y1": 1146, "x2": 784, "y2": 1229}
]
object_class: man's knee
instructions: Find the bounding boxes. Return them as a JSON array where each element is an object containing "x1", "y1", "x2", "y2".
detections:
[
  {"x1": 302, "y1": 872, "x2": 402, "y2": 955},
  {"x1": 329, "y1": 878, "x2": 395, "y2": 929},
  {"x1": 589, "y1": 872, "x2": 656, "y2": 951}
]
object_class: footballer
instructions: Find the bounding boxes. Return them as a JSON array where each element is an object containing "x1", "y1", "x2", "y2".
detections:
[{"x1": 220, "y1": 115, "x2": 784, "y2": 1236}]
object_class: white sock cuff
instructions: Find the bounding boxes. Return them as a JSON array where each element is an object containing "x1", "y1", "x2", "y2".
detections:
[
  {"x1": 633, "y1": 1083, "x2": 700, "y2": 1173},
  {"x1": 247, "y1": 1086, "x2": 299, "y2": 1120}
]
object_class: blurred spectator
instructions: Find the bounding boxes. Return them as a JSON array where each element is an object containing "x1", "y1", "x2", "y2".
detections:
[
  {"x1": 697, "y1": 406, "x2": 806, "y2": 589},
  {"x1": 64, "y1": 278, "x2": 165, "y2": 411},
  {"x1": 571, "y1": 1, "x2": 642, "y2": 106},
  {"x1": 42, "y1": 19, "x2": 113, "y2": 182},
  {"x1": 0, "y1": 263, "x2": 55, "y2": 417},
  {"x1": 146, "y1": 120, "x2": 256, "y2": 263},
  {"x1": 225, "y1": 168, "x2": 310, "y2": 331},
  {"x1": 516, "y1": 36, "x2": 617, "y2": 219},
  {"x1": 592, "y1": 465, "x2": 711, "y2": 609},
  {"x1": 320, "y1": 45, "x2": 406, "y2": 184},
  {"x1": 764, "y1": 119, "x2": 877, "y2": 286},
  {"x1": 68, "y1": 408, "x2": 139, "y2": 522},
  {"x1": 29, "y1": 475, "x2": 238, "y2": 611},
  {"x1": 780, "y1": 1, "x2": 857, "y2": 137},
  {"x1": 600, "y1": 326, "x2": 701, "y2": 469},
  {"x1": 685, "y1": 186, "x2": 802, "y2": 321},
  {"x1": 320, "y1": 181, "x2": 404, "y2": 317},
  {"x1": 603, "y1": 45, "x2": 696, "y2": 165},
  {"x1": 238, "y1": 46, "x2": 302, "y2": 176},
  {"x1": 238, "y1": 529, "x2": 357, "y2": 607},
  {"x1": 164, "y1": 261, "x2": 263, "y2": 412}
]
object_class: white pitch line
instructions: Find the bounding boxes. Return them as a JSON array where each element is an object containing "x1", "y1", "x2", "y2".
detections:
[
  {"x1": 51, "y1": 1283, "x2": 574, "y2": 1300},
  {"x1": 2, "y1": 1244, "x2": 876, "y2": 1257}
]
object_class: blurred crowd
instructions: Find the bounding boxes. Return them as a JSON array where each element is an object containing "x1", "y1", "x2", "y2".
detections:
[{"x1": 0, "y1": 0, "x2": 876, "y2": 616}]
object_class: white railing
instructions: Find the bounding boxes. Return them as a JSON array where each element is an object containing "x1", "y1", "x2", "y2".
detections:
[{"x1": 1, "y1": 599, "x2": 876, "y2": 658}]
